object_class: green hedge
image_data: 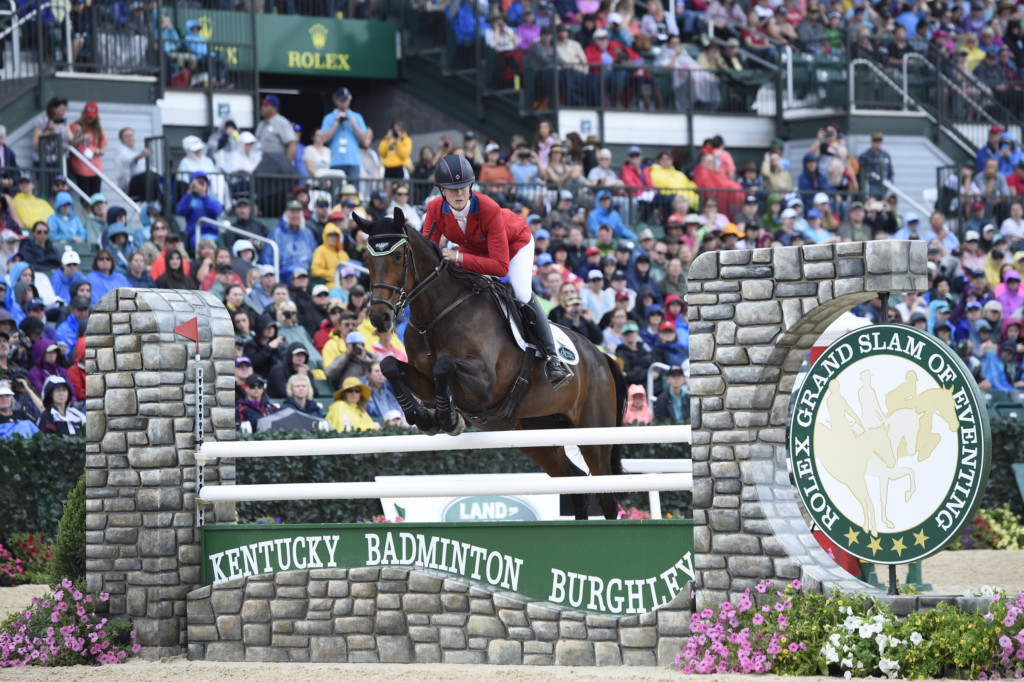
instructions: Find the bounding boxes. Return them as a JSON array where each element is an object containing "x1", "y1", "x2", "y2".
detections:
[
  {"x1": 0, "y1": 434, "x2": 86, "y2": 544},
  {"x1": 981, "y1": 416, "x2": 1024, "y2": 518},
  {"x1": 236, "y1": 427, "x2": 692, "y2": 523}
]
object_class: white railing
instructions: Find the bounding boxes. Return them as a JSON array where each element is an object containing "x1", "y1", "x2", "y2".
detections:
[
  {"x1": 196, "y1": 425, "x2": 692, "y2": 514},
  {"x1": 63, "y1": 145, "x2": 142, "y2": 218}
]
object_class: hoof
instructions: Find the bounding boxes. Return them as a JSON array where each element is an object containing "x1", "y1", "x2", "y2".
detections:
[{"x1": 444, "y1": 412, "x2": 467, "y2": 436}]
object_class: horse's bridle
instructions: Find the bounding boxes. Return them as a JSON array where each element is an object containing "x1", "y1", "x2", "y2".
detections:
[{"x1": 365, "y1": 232, "x2": 448, "y2": 318}]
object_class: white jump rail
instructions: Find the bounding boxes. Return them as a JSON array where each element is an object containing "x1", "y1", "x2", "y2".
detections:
[{"x1": 195, "y1": 425, "x2": 691, "y2": 464}]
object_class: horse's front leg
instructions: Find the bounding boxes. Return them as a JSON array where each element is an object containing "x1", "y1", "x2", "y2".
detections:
[
  {"x1": 380, "y1": 356, "x2": 440, "y2": 436},
  {"x1": 433, "y1": 355, "x2": 466, "y2": 436}
]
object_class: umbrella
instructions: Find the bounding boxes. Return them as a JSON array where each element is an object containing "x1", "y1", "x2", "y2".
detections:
[{"x1": 256, "y1": 408, "x2": 329, "y2": 433}]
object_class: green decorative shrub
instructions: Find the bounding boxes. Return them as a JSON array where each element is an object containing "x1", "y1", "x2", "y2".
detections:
[
  {"x1": 0, "y1": 434, "x2": 85, "y2": 544},
  {"x1": 49, "y1": 474, "x2": 86, "y2": 584},
  {"x1": 981, "y1": 416, "x2": 1024, "y2": 518}
]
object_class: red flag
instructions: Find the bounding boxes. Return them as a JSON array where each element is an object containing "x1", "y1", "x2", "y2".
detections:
[{"x1": 174, "y1": 317, "x2": 199, "y2": 354}]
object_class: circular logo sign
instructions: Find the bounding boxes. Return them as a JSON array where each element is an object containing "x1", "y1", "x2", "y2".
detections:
[{"x1": 789, "y1": 324, "x2": 990, "y2": 564}]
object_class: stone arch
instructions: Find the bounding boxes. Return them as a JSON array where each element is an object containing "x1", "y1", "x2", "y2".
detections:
[{"x1": 687, "y1": 241, "x2": 927, "y2": 607}]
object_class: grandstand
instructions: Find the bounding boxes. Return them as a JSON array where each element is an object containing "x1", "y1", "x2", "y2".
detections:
[{"x1": 0, "y1": 0, "x2": 1022, "y2": 427}]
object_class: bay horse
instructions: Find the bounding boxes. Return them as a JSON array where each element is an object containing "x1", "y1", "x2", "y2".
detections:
[{"x1": 359, "y1": 209, "x2": 627, "y2": 520}]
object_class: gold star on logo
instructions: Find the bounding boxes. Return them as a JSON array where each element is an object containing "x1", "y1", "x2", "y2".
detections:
[
  {"x1": 867, "y1": 536, "x2": 882, "y2": 555},
  {"x1": 891, "y1": 537, "x2": 907, "y2": 557},
  {"x1": 844, "y1": 527, "x2": 860, "y2": 545},
  {"x1": 913, "y1": 529, "x2": 929, "y2": 548}
]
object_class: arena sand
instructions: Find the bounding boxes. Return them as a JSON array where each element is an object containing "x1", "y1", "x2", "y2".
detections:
[{"x1": 3, "y1": 550, "x2": 1024, "y2": 681}]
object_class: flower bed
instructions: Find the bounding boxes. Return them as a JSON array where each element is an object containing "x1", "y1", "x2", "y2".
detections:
[{"x1": 680, "y1": 580, "x2": 1024, "y2": 679}]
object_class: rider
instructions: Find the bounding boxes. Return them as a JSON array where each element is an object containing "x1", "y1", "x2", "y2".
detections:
[{"x1": 424, "y1": 154, "x2": 572, "y2": 390}]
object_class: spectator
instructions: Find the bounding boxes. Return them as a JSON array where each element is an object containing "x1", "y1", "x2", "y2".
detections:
[
  {"x1": 602, "y1": 308, "x2": 630, "y2": 353},
  {"x1": 176, "y1": 171, "x2": 222, "y2": 246},
  {"x1": 86, "y1": 249, "x2": 131, "y2": 305},
  {"x1": 326, "y1": 376, "x2": 380, "y2": 432},
  {"x1": 244, "y1": 314, "x2": 287, "y2": 380},
  {"x1": 124, "y1": 250, "x2": 155, "y2": 288},
  {"x1": 797, "y1": 154, "x2": 833, "y2": 207},
  {"x1": 998, "y1": 270, "x2": 1024, "y2": 319},
  {"x1": 320, "y1": 87, "x2": 369, "y2": 181},
  {"x1": 37, "y1": 375, "x2": 84, "y2": 436},
  {"x1": 274, "y1": 300, "x2": 321, "y2": 366},
  {"x1": 326, "y1": 329, "x2": 378, "y2": 388},
  {"x1": 45, "y1": 192, "x2": 85, "y2": 246},
  {"x1": 858, "y1": 132, "x2": 895, "y2": 198},
  {"x1": 0, "y1": 381, "x2": 38, "y2": 438},
  {"x1": 49, "y1": 248, "x2": 85, "y2": 303},
  {"x1": 281, "y1": 373, "x2": 323, "y2": 418},
  {"x1": 0, "y1": 125, "x2": 17, "y2": 194},
  {"x1": 28, "y1": 337, "x2": 74, "y2": 398},
  {"x1": 11, "y1": 176, "x2": 53, "y2": 231},
  {"x1": 979, "y1": 124, "x2": 1007, "y2": 173},
  {"x1": 363, "y1": 360, "x2": 403, "y2": 426},
  {"x1": 80, "y1": 193, "x2": 107, "y2": 246},
  {"x1": 268, "y1": 341, "x2": 312, "y2": 400},
  {"x1": 378, "y1": 120, "x2": 412, "y2": 185},
  {"x1": 692, "y1": 153, "x2": 743, "y2": 217},
  {"x1": 19, "y1": 221, "x2": 61, "y2": 274},
  {"x1": 650, "y1": 151, "x2": 699, "y2": 209},
  {"x1": 588, "y1": 189, "x2": 638, "y2": 240},
  {"x1": 55, "y1": 297, "x2": 90, "y2": 354},
  {"x1": 220, "y1": 131, "x2": 261, "y2": 178},
  {"x1": 154, "y1": 249, "x2": 195, "y2": 290},
  {"x1": 105, "y1": 222, "x2": 133, "y2": 275},
  {"x1": 974, "y1": 157, "x2": 1012, "y2": 215},
  {"x1": 706, "y1": 0, "x2": 748, "y2": 37},
  {"x1": 31, "y1": 96, "x2": 72, "y2": 177},
  {"x1": 236, "y1": 374, "x2": 277, "y2": 431},
  {"x1": 1001, "y1": 202, "x2": 1024, "y2": 248},
  {"x1": 622, "y1": 383, "x2": 654, "y2": 424},
  {"x1": 184, "y1": 18, "x2": 227, "y2": 88},
  {"x1": 68, "y1": 102, "x2": 107, "y2": 201},
  {"x1": 111, "y1": 127, "x2": 152, "y2": 197},
  {"x1": 23, "y1": 297, "x2": 55, "y2": 341},
  {"x1": 654, "y1": 363, "x2": 690, "y2": 422},
  {"x1": 261, "y1": 199, "x2": 318, "y2": 282}
]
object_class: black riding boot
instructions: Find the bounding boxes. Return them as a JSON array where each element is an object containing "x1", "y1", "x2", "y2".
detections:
[{"x1": 521, "y1": 295, "x2": 573, "y2": 390}]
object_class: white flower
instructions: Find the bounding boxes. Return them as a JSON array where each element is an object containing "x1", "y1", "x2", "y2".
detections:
[
  {"x1": 844, "y1": 672, "x2": 852, "y2": 680},
  {"x1": 876, "y1": 633, "x2": 889, "y2": 652},
  {"x1": 879, "y1": 658, "x2": 900, "y2": 679},
  {"x1": 823, "y1": 644, "x2": 839, "y2": 663},
  {"x1": 830, "y1": 633, "x2": 842, "y2": 646},
  {"x1": 841, "y1": 657, "x2": 854, "y2": 668},
  {"x1": 910, "y1": 632, "x2": 923, "y2": 645},
  {"x1": 888, "y1": 635, "x2": 901, "y2": 648}
]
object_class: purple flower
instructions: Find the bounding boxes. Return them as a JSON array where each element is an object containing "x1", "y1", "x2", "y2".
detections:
[
  {"x1": 791, "y1": 579, "x2": 802, "y2": 590},
  {"x1": 788, "y1": 642, "x2": 800, "y2": 652}
]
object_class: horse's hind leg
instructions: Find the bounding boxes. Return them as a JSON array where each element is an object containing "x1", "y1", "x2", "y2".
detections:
[
  {"x1": 380, "y1": 356, "x2": 440, "y2": 436},
  {"x1": 580, "y1": 444, "x2": 622, "y2": 520},
  {"x1": 520, "y1": 445, "x2": 590, "y2": 520}
]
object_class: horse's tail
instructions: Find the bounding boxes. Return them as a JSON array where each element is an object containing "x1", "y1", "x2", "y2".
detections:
[{"x1": 604, "y1": 352, "x2": 627, "y2": 476}]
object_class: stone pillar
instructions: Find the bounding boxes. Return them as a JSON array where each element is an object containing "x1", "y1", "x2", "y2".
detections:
[
  {"x1": 687, "y1": 242, "x2": 927, "y2": 607},
  {"x1": 85, "y1": 289, "x2": 236, "y2": 659}
]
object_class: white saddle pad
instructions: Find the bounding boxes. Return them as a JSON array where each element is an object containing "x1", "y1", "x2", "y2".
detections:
[{"x1": 495, "y1": 298, "x2": 582, "y2": 366}]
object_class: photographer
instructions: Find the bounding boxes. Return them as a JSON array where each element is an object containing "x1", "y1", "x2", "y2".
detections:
[
  {"x1": 175, "y1": 171, "x2": 223, "y2": 247},
  {"x1": 321, "y1": 86, "x2": 370, "y2": 182},
  {"x1": 378, "y1": 120, "x2": 412, "y2": 185},
  {"x1": 559, "y1": 294, "x2": 603, "y2": 345},
  {"x1": 10, "y1": 368, "x2": 43, "y2": 423},
  {"x1": 31, "y1": 97, "x2": 72, "y2": 188},
  {"x1": 325, "y1": 330, "x2": 379, "y2": 389},
  {"x1": 274, "y1": 300, "x2": 321, "y2": 367}
]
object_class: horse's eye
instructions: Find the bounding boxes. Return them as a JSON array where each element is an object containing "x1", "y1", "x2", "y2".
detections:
[{"x1": 392, "y1": 251, "x2": 402, "y2": 264}]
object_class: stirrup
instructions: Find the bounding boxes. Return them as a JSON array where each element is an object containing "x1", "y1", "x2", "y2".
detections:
[{"x1": 545, "y1": 356, "x2": 573, "y2": 390}]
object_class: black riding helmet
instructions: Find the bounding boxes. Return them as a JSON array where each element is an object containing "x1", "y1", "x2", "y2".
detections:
[{"x1": 434, "y1": 154, "x2": 475, "y2": 189}]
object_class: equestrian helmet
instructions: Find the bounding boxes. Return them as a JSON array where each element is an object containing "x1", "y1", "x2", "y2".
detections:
[{"x1": 434, "y1": 154, "x2": 475, "y2": 190}]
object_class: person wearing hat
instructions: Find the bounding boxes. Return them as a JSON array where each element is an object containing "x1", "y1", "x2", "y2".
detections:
[
  {"x1": 0, "y1": 379, "x2": 39, "y2": 437},
  {"x1": 320, "y1": 86, "x2": 369, "y2": 181},
  {"x1": 857, "y1": 132, "x2": 894, "y2": 199},
  {"x1": 838, "y1": 200, "x2": 871, "y2": 242},
  {"x1": 326, "y1": 375, "x2": 379, "y2": 432},
  {"x1": 997, "y1": 269, "x2": 1024, "y2": 319},
  {"x1": 175, "y1": 170, "x2": 223, "y2": 246},
  {"x1": 27, "y1": 336, "x2": 75, "y2": 399},
  {"x1": 325, "y1": 327, "x2": 379, "y2": 388},
  {"x1": 10, "y1": 175, "x2": 53, "y2": 231},
  {"x1": 973, "y1": 157, "x2": 1012, "y2": 218},
  {"x1": 222, "y1": 130, "x2": 262, "y2": 179},
  {"x1": 36, "y1": 375, "x2": 84, "y2": 437},
  {"x1": 235, "y1": 373, "x2": 277, "y2": 431},
  {"x1": 46, "y1": 190, "x2": 85, "y2": 246},
  {"x1": 68, "y1": 101, "x2": 107, "y2": 200},
  {"x1": 49, "y1": 247, "x2": 86, "y2": 303},
  {"x1": 422, "y1": 153, "x2": 571, "y2": 388},
  {"x1": 615, "y1": 319, "x2": 654, "y2": 385},
  {"x1": 267, "y1": 340, "x2": 314, "y2": 400},
  {"x1": 255, "y1": 93, "x2": 296, "y2": 171},
  {"x1": 583, "y1": 27, "x2": 645, "y2": 107},
  {"x1": 311, "y1": 218, "x2": 351, "y2": 282},
  {"x1": 261, "y1": 199, "x2": 317, "y2": 283},
  {"x1": 366, "y1": 187, "x2": 392, "y2": 223},
  {"x1": 78, "y1": 192, "x2": 109, "y2": 246}
]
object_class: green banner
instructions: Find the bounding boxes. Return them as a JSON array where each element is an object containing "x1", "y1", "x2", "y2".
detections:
[
  {"x1": 202, "y1": 520, "x2": 693, "y2": 616},
  {"x1": 256, "y1": 15, "x2": 397, "y2": 78},
  {"x1": 174, "y1": 10, "x2": 397, "y2": 79}
]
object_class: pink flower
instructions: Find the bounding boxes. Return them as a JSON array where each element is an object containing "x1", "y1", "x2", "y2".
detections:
[
  {"x1": 788, "y1": 642, "x2": 800, "y2": 652},
  {"x1": 755, "y1": 582, "x2": 768, "y2": 594},
  {"x1": 791, "y1": 579, "x2": 802, "y2": 590}
]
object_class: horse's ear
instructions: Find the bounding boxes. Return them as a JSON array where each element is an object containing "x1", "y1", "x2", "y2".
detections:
[
  {"x1": 352, "y1": 211, "x2": 370, "y2": 232},
  {"x1": 393, "y1": 207, "x2": 405, "y2": 231}
]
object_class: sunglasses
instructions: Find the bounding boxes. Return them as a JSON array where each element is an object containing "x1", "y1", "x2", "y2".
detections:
[
  {"x1": 345, "y1": 387, "x2": 362, "y2": 394},
  {"x1": 395, "y1": 191, "x2": 408, "y2": 196},
  {"x1": 97, "y1": 256, "x2": 111, "y2": 262},
  {"x1": 34, "y1": 229, "x2": 48, "y2": 235}
]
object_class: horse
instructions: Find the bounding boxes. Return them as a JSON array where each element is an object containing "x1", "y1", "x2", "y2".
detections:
[{"x1": 359, "y1": 209, "x2": 628, "y2": 520}]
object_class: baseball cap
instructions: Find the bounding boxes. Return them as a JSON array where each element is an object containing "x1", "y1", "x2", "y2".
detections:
[
  {"x1": 350, "y1": 284, "x2": 366, "y2": 297},
  {"x1": 638, "y1": 228, "x2": 654, "y2": 241},
  {"x1": 966, "y1": 300, "x2": 983, "y2": 310},
  {"x1": 667, "y1": 365, "x2": 684, "y2": 376},
  {"x1": 536, "y1": 253, "x2": 554, "y2": 266},
  {"x1": 371, "y1": 189, "x2": 388, "y2": 202},
  {"x1": 312, "y1": 284, "x2": 330, "y2": 296},
  {"x1": 849, "y1": 201, "x2": 865, "y2": 211},
  {"x1": 61, "y1": 249, "x2": 80, "y2": 266},
  {"x1": 905, "y1": 211, "x2": 920, "y2": 223},
  {"x1": 622, "y1": 321, "x2": 639, "y2": 333},
  {"x1": 259, "y1": 264, "x2": 275, "y2": 276},
  {"x1": 585, "y1": 246, "x2": 601, "y2": 256},
  {"x1": 781, "y1": 208, "x2": 798, "y2": 219},
  {"x1": 612, "y1": 269, "x2": 627, "y2": 280},
  {"x1": 83, "y1": 101, "x2": 98, "y2": 118},
  {"x1": 812, "y1": 192, "x2": 829, "y2": 205},
  {"x1": 535, "y1": 228, "x2": 550, "y2": 240},
  {"x1": 239, "y1": 131, "x2": 256, "y2": 145},
  {"x1": 982, "y1": 223, "x2": 997, "y2": 233},
  {"x1": 345, "y1": 331, "x2": 365, "y2": 345},
  {"x1": 744, "y1": 194, "x2": 759, "y2": 205},
  {"x1": 291, "y1": 267, "x2": 309, "y2": 279},
  {"x1": 334, "y1": 86, "x2": 352, "y2": 100},
  {"x1": 973, "y1": 201, "x2": 987, "y2": 212},
  {"x1": 593, "y1": 28, "x2": 609, "y2": 38},
  {"x1": 261, "y1": 94, "x2": 280, "y2": 108},
  {"x1": 216, "y1": 262, "x2": 234, "y2": 274},
  {"x1": 587, "y1": 269, "x2": 603, "y2": 280},
  {"x1": 186, "y1": 138, "x2": 205, "y2": 153},
  {"x1": 527, "y1": 213, "x2": 542, "y2": 224},
  {"x1": 991, "y1": 124, "x2": 1004, "y2": 135},
  {"x1": 291, "y1": 346, "x2": 309, "y2": 357},
  {"x1": 559, "y1": 189, "x2": 574, "y2": 201},
  {"x1": 341, "y1": 199, "x2": 357, "y2": 208},
  {"x1": 659, "y1": 321, "x2": 675, "y2": 332},
  {"x1": 0, "y1": 381, "x2": 14, "y2": 397},
  {"x1": 615, "y1": 290, "x2": 630, "y2": 302},
  {"x1": 286, "y1": 199, "x2": 303, "y2": 211},
  {"x1": 245, "y1": 374, "x2": 266, "y2": 389},
  {"x1": 608, "y1": 11, "x2": 623, "y2": 24},
  {"x1": 806, "y1": 208, "x2": 822, "y2": 219},
  {"x1": 25, "y1": 297, "x2": 44, "y2": 311},
  {"x1": 1, "y1": 231, "x2": 22, "y2": 242},
  {"x1": 984, "y1": 299, "x2": 1003, "y2": 313},
  {"x1": 340, "y1": 267, "x2": 357, "y2": 278},
  {"x1": 235, "y1": 356, "x2": 252, "y2": 367},
  {"x1": 89, "y1": 192, "x2": 107, "y2": 205},
  {"x1": 626, "y1": 145, "x2": 642, "y2": 156},
  {"x1": 232, "y1": 239, "x2": 255, "y2": 256}
]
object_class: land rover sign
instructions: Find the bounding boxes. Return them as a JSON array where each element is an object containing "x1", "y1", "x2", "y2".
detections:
[{"x1": 789, "y1": 324, "x2": 991, "y2": 565}]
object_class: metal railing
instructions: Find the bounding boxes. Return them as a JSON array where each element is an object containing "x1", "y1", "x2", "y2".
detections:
[{"x1": 197, "y1": 216, "x2": 279, "y2": 284}]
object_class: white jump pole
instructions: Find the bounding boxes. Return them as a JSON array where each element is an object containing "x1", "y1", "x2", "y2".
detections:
[
  {"x1": 195, "y1": 425, "x2": 691, "y2": 463},
  {"x1": 198, "y1": 472, "x2": 693, "y2": 503}
]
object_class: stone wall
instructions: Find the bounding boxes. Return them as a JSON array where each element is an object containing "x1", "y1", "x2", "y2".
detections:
[
  {"x1": 85, "y1": 289, "x2": 236, "y2": 660},
  {"x1": 687, "y1": 241, "x2": 929, "y2": 609},
  {"x1": 186, "y1": 568, "x2": 690, "y2": 665}
]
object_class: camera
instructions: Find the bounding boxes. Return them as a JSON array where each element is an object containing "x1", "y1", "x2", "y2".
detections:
[
  {"x1": 518, "y1": 151, "x2": 531, "y2": 159},
  {"x1": 51, "y1": 117, "x2": 65, "y2": 124},
  {"x1": 283, "y1": 310, "x2": 294, "y2": 319}
]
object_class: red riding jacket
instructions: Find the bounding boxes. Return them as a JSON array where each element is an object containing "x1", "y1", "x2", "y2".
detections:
[{"x1": 423, "y1": 193, "x2": 531, "y2": 278}]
